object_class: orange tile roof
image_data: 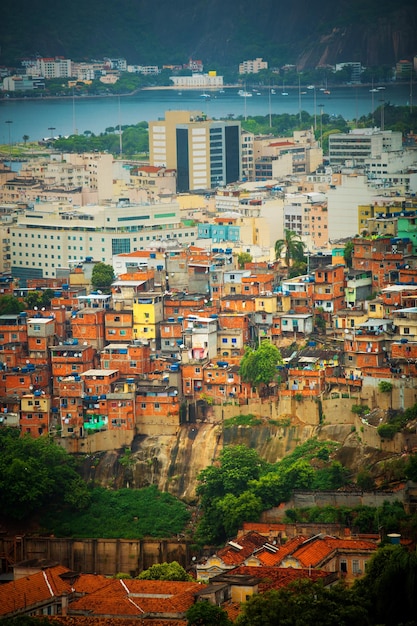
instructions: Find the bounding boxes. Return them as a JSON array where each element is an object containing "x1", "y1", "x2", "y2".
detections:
[
  {"x1": 216, "y1": 531, "x2": 268, "y2": 565},
  {"x1": 69, "y1": 578, "x2": 204, "y2": 617},
  {"x1": 229, "y1": 565, "x2": 330, "y2": 592},
  {"x1": 56, "y1": 618, "x2": 187, "y2": 626},
  {"x1": 0, "y1": 565, "x2": 71, "y2": 617},
  {"x1": 256, "y1": 536, "x2": 308, "y2": 566},
  {"x1": 242, "y1": 522, "x2": 286, "y2": 534},
  {"x1": 289, "y1": 536, "x2": 378, "y2": 568}
]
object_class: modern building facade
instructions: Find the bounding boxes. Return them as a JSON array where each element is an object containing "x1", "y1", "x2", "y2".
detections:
[
  {"x1": 149, "y1": 111, "x2": 241, "y2": 193},
  {"x1": 328, "y1": 128, "x2": 403, "y2": 167},
  {"x1": 9, "y1": 199, "x2": 199, "y2": 279}
]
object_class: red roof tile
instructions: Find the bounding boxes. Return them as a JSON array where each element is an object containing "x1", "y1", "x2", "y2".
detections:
[
  {"x1": 289, "y1": 536, "x2": 378, "y2": 568},
  {"x1": 256, "y1": 536, "x2": 308, "y2": 566},
  {"x1": 216, "y1": 531, "x2": 268, "y2": 565},
  {"x1": 229, "y1": 565, "x2": 331, "y2": 592},
  {"x1": 0, "y1": 565, "x2": 71, "y2": 617},
  {"x1": 69, "y1": 578, "x2": 204, "y2": 617}
]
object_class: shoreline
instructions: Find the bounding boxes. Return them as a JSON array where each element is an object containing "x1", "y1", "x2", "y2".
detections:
[{"x1": 0, "y1": 81, "x2": 409, "y2": 103}]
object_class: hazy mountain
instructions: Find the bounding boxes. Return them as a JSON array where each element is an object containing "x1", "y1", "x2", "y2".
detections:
[{"x1": 1, "y1": 0, "x2": 416, "y2": 69}]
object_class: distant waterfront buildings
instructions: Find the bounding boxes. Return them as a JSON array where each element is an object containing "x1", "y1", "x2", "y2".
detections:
[
  {"x1": 169, "y1": 72, "x2": 223, "y2": 89},
  {"x1": 239, "y1": 58, "x2": 268, "y2": 74}
]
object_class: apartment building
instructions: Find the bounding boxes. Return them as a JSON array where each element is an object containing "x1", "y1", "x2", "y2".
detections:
[
  {"x1": 239, "y1": 58, "x2": 268, "y2": 74},
  {"x1": 254, "y1": 129, "x2": 323, "y2": 179},
  {"x1": 328, "y1": 128, "x2": 402, "y2": 167},
  {"x1": 149, "y1": 111, "x2": 241, "y2": 192}
]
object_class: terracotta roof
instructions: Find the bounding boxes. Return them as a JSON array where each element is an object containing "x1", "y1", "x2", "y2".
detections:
[
  {"x1": 255, "y1": 535, "x2": 308, "y2": 566},
  {"x1": 228, "y1": 565, "x2": 331, "y2": 592},
  {"x1": 289, "y1": 536, "x2": 378, "y2": 568},
  {"x1": 216, "y1": 531, "x2": 268, "y2": 565},
  {"x1": 56, "y1": 619, "x2": 187, "y2": 626},
  {"x1": 241, "y1": 522, "x2": 286, "y2": 534},
  {"x1": 69, "y1": 578, "x2": 204, "y2": 617},
  {"x1": 0, "y1": 565, "x2": 71, "y2": 617}
]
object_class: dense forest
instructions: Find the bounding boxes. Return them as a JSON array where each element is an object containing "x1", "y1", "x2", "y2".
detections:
[{"x1": 1, "y1": 0, "x2": 417, "y2": 69}]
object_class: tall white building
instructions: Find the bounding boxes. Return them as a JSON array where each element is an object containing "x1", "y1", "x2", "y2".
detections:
[{"x1": 37, "y1": 57, "x2": 72, "y2": 79}]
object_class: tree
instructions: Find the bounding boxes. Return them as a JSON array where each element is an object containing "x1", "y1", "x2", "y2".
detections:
[
  {"x1": 91, "y1": 262, "x2": 115, "y2": 292},
  {"x1": 274, "y1": 229, "x2": 306, "y2": 267},
  {"x1": 405, "y1": 453, "x2": 417, "y2": 482},
  {"x1": 354, "y1": 544, "x2": 417, "y2": 626},
  {"x1": 0, "y1": 427, "x2": 90, "y2": 520},
  {"x1": 24, "y1": 289, "x2": 55, "y2": 310},
  {"x1": 186, "y1": 601, "x2": 232, "y2": 626},
  {"x1": 22, "y1": 134, "x2": 30, "y2": 145},
  {"x1": 0, "y1": 295, "x2": 25, "y2": 315},
  {"x1": 343, "y1": 240, "x2": 354, "y2": 267},
  {"x1": 217, "y1": 491, "x2": 263, "y2": 537},
  {"x1": 236, "y1": 579, "x2": 369, "y2": 626},
  {"x1": 137, "y1": 561, "x2": 193, "y2": 581},
  {"x1": 240, "y1": 340, "x2": 282, "y2": 391},
  {"x1": 237, "y1": 251, "x2": 253, "y2": 269},
  {"x1": 195, "y1": 445, "x2": 266, "y2": 545}
]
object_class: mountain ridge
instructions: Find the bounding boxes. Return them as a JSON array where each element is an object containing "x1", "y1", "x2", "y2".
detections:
[{"x1": 1, "y1": 0, "x2": 417, "y2": 69}]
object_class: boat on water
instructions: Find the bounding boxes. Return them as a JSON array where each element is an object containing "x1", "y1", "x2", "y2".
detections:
[
  {"x1": 323, "y1": 89, "x2": 331, "y2": 95},
  {"x1": 271, "y1": 89, "x2": 276, "y2": 94},
  {"x1": 200, "y1": 93, "x2": 211, "y2": 99},
  {"x1": 282, "y1": 91, "x2": 289, "y2": 96},
  {"x1": 307, "y1": 85, "x2": 315, "y2": 90},
  {"x1": 238, "y1": 89, "x2": 252, "y2": 97}
]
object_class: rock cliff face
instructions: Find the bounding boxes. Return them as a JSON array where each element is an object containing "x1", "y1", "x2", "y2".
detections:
[
  {"x1": 86, "y1": 420, "x2": 344, "y2": 501},
  {"x1": 83, "y1": 401, "x2": 410, "y2": 501}
]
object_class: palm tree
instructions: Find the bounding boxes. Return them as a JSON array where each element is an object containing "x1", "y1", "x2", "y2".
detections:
[
  {"x1": 274, "y1": 229, "x2": 306, "y2": 267},
  {"x1": 22, "y1": 134, "x2": 29, "y2": 145}
]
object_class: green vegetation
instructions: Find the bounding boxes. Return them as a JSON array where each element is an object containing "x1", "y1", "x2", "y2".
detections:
[
  {"x1": 378, "y1": 381, "x2": 393, "y2": 394},
  {"x1": 51, "y1": 121, "x2": 149, "y2": 157},
  {"x1": 240, "y1": 340, "x2": 283, "y2": 391},
  {"x1": 237, "y1": 251, "x2": 253, "y2": 269},
  {"x1": 186, "y1": 601, "x2": 232, "y2": 625},
  {"x1": 284, "y1": 501, "x2": 408, "y2": 533},
  {"x1": 91, "y1": 261, "x2": 116, "y2": 293},
  {"x1": 40, "y1": 485, "x2": 190, "y2": 539},
  {"x1": 0, "y1": 295, "x2": 25, "y2": 315},
  {"x1": 377, "y1": 402, "x2": 417, "y2": 439},
  {"x1": 354, "y1": 544, "x2": 417, "y2": 626},
  {"x1": 274, "y1": 229, "x2": 306, "y2": 268},
  {"x1": 236, "y1": 578, "x2": 369, "y2": 626},
  {"x1": 0, "y1": 427, "x2": 90, "y2": 521},
  {"x1": 223, "y1": 414, "x2": 262, "y2": 428},
  {"x1": 351, "y1": 404, "x2": 370, "y2": 416},
  {"x1": 0, "y1": 428, "x2": 189, "y2": 539},
  {"x1": 137, "y1": 561, "x2": 193, "y2": 581},
  {"x1": 195, "y1": 439, "x2": 345, "y2": 545},
  {"x1": 343, "y1": 240, "x2": 354, "y2": 268}
]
